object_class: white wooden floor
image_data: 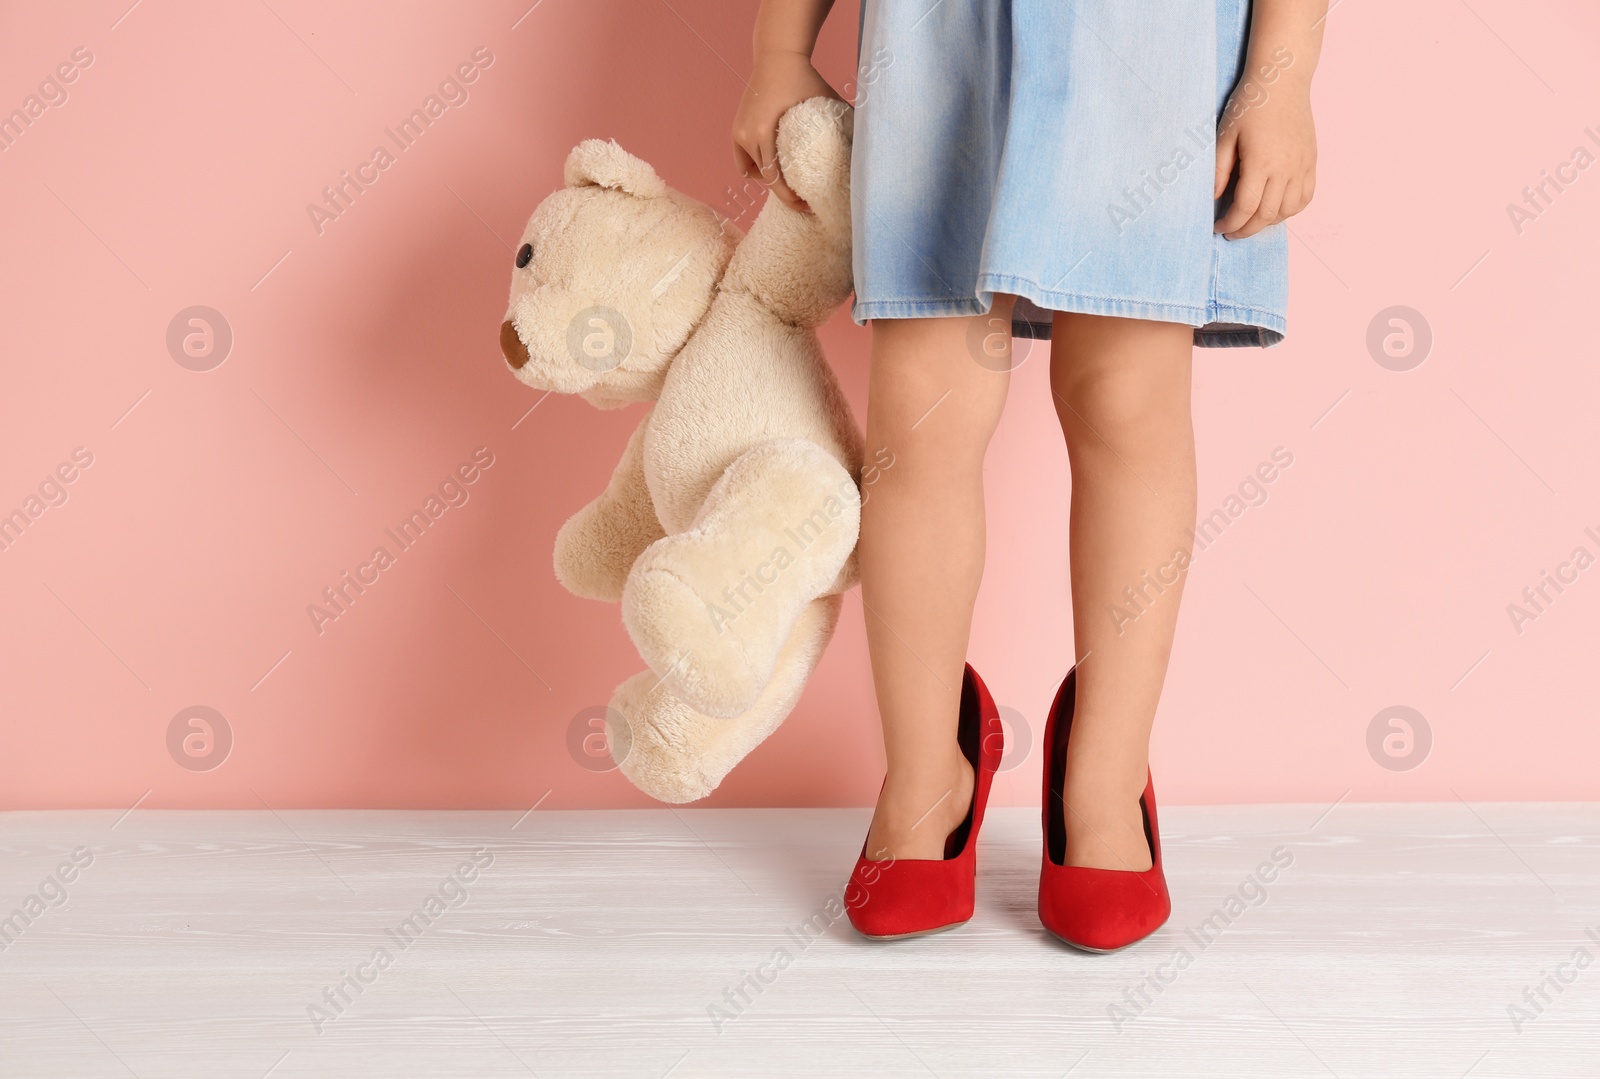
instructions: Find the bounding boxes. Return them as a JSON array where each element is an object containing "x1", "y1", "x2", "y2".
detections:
[{"x1": 1, "y1": 804, "x2": 1596, "y2": 1078}]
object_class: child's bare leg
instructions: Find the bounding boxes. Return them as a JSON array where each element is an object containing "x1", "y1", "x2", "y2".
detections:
[
  {"x1": 860, "y1": 297, "x2": 1016, "y2": 861},
  {"x1": 1050, "y1": 313, "x2": 1197, "y2": 872}
]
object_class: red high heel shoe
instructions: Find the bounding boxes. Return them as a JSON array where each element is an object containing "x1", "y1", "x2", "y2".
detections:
[
  {"x1": 1038, "y1": 667, "x2": 1171, "y2": 952},
  {"x1": 846, "y1": 664, "x2": 1003, "y2": 940}
]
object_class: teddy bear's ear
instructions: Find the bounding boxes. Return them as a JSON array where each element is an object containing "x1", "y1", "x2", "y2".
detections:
[{"x1": 563, "y1": 139, "x2": 668, "y2": 198}]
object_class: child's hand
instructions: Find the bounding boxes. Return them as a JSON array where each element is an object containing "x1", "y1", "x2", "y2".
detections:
[
  {"x1": 731, "y1": 52, "x2": 842, "y2": 213},
  {"x1": 1213, "y1": 73, "x2": 1317, "y2": 240}
]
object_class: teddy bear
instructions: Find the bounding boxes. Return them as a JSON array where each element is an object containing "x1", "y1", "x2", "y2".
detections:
[{"x1": 499, "y1": 98, "x2": 863, "y2": 803}]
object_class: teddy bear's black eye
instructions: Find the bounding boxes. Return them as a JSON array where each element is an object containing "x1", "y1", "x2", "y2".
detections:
[{"x1": 515, "y1": 243, "x2": 533, "y2": 268}]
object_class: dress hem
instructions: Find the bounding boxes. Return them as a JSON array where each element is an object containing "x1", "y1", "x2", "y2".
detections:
[{"x1": 851, "y1": 273, "x2": 1286, "y2": 349}]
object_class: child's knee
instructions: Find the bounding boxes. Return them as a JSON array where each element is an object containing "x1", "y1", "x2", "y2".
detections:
[{"x1": 1052, "y1": 365, "x2": 1187, "y2": 446}]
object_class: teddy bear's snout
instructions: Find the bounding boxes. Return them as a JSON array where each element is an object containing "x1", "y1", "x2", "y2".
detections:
[{"x1": 500, "y1": 320, "x2": 530, "y2": 370}]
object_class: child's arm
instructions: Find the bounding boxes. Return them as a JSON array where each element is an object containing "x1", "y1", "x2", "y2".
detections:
[
  {"x1": 731, "y1": 0, "x2": 841, "y2": 213},
  {"x1": 1214, "y1": 0, "x2": 1327, "y2": 239}
]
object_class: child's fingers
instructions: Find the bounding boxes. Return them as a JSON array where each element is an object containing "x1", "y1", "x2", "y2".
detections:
[
  {"x1": 1286, "y1": 169, "x2": 1318, "y2": 217},
  {"x1": 1214, "y1": 166, "x2": 1263, "y2": 235},
  {"x1": 1279, "y1": 178, "x2": 1305, "y2": 221},
  {"x1": 1214, "y1": 126, "x2": 1240, "y2": 200},
  {"x1": 734, "y1": 142, "x2": 760, "y2": 181},
  {"x1": 753, "y1": 131, "x2": 811, "y2": 213},
  {"x1": 735, "y1": 127, "x2": 810, "y2": 213},
  {"x1": 760, "y1": 159, "x2": 810, "y2": 212},
  {"x1": 1227, "y1": 174, "x2": 1286, "y2": 239}
]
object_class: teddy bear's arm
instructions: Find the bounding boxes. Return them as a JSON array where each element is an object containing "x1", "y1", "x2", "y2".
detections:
[
  {"x1": 553, "y1": 420, "x2": 664, "y2": 602},
  {"x1": 719, "y1": 99, "x2": 855, "y2": 329}
]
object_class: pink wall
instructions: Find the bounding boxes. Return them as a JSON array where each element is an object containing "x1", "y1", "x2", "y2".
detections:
[{"x1": 2, "y1": 0, "x2": 1596, "y2": 811}]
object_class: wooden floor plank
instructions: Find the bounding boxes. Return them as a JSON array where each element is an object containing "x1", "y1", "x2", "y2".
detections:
[{"x1": 0, "y1": 804, "x2": 1596, "y2": 1077}]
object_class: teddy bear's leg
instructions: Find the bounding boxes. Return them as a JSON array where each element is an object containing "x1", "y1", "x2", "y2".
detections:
[
  {"x1": 607, "y1": 594, "x2": 842, "y2": 803},
  {"x1": 621, "y1": 438, "x2": 859, "y2": 718},
  {"x1": 553, "y1": 419, "x2": 665, "y2": 602}
]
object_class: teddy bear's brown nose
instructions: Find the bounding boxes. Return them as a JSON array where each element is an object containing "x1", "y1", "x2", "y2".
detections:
[{"x1": 500, "y1": 320, "x2": 530, "y2": 369}]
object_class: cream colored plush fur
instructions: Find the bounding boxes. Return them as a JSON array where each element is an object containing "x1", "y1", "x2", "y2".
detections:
[{"x1": 501, "y1": 98, "x2": 863, "y2": 803}]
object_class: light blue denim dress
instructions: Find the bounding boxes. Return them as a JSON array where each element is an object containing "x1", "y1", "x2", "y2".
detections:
[{"x1": 851, "y1": 0, "x2": 1288, "y2": 347}]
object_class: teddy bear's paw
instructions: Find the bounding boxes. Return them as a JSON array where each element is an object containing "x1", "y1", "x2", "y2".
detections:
[
  {"x1": 608, "y1": 595, "x2": 842, "y2": 803},
  {"x1": 775, "y1": 97, "x2": 853, "y2": 223},
  {"x1": 554, "y1": 503, "x2": 639, "y2": 602},
  {"x1": 552, "y1": 422, "x2": 664, "y2": 602},
  {"x1": 605, "y1": 670, "x2": 721, "y2": 803},
  {"x1": 621, "y1": 440, "x2": 859, "y2": 718}
]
